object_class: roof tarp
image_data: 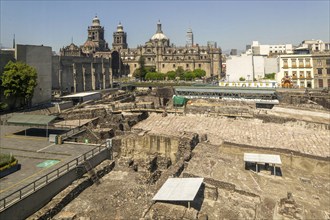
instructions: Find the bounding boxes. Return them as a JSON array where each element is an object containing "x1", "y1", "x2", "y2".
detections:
[
  {"x1": 7, "y1": 114, "x2": 57, "y2": 126},
  {"x1": 244, "y1": 153, "x2": 282, "y2": 165},
  {"x1": 173, "y1": 95, "x2": 189, "y2": 106},
  {"x1": 152, "y1": 178, "x2": 204, "y2": 201}
]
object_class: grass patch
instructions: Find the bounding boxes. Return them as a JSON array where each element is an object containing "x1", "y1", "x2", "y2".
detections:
[{"x1": 0, "y1": 153, "x2": 18, "y2": 171}]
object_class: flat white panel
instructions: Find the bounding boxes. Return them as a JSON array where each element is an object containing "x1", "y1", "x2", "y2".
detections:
[
  {"x1": 62, "y1": 91, "x2": 100, "y2": 98},
  {"x1": 152, "y1": 178, "x2": 204, "y2": 201},
  {"x1": 244, "y1": 153, "x2": 281, "y2": 165}
]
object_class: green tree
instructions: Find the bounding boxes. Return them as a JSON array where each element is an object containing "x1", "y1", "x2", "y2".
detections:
[
  {"x1": 166, "y1": 71, "x2": 176, "y2": 80},
  {"x1": 1, "y1": 61, "x2": 37, "y2": 108},
  {"x1": 264, "y1": 73, "x2": 275, "y2": 80},
  {"x1": 175, "y1": 67, "x2": 185, "y2": 80},
  {"x1": 145, "y1": 72, "x2": 165, "y2": 81},
  {"x1": 133, "y1": 56, "x2": 147, "y2": 80},
  {"x1": 193, "y1": 69, "x2": 206, "y2": 78},
  {"x1": 183, "y1": 71, "x2": 196, "y2": 81},
  {"x1": 239, "y1": 77, "x2": 246, "y2": 81}
]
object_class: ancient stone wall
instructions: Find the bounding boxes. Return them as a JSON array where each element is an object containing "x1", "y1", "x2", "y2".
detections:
[
  {"x1": 185, "y1": 99, "x2": 254, "y2": 117},
  {"x1": 278, "y1": 91, "x2": 330, "y2": 109},
  {"x1": 118, "y1": 132, "x2": 198, "y2": 164}
]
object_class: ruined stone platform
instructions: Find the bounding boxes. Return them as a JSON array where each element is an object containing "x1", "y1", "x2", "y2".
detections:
[{"x1": 133, "y1": 113, "x2": 330, "y2": 158}]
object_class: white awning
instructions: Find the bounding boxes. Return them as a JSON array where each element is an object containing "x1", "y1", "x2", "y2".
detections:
[
  {"x1": 244, "y1": 153, "x2": 282, "y2": 165},
  {"x1": 152, "y1": 178, "x2": 204, "y2": 201}
]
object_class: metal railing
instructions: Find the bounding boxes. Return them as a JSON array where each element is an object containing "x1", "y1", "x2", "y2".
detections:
[{"x1": 0, "y1": 144, "x2": 107, "y2": 212}]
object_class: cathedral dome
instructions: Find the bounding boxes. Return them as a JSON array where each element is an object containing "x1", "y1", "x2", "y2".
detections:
[
  {"x1": 92, "y1": 16, "x2": 100, "y2": 27},
  {"x1": 151, "y1": 21, "x2": 168, "y2": 41},
  {"x1": 83, "y1": 40, "x2": 97, "y2": 48},
  {"x1": 117, "y1": 22, "x2": 124, "y2": 32},
  {"x1": 151, "y1": 33, "x2": 168, "y2": 41}
]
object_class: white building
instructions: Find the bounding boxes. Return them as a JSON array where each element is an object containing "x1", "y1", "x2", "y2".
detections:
[
  {"x1": 299, "y1": 39, "x2": 330, "y2": 52},
  {"x1": 245, "y1": 41, "x2": 293, "y2": 56},
  {"x1": 278, "y1": 54, "x2": 314, "y2": 88},
  {"x1": 226, "y1": 54, "x2": 279, "y2": 82}
]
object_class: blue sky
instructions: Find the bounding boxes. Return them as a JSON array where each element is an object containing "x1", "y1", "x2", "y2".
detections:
[{"x1": 1, "y1": 0, "x2": 329, "y2": 53}]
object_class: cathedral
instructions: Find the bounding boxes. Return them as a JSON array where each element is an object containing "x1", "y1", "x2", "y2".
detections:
[
  {"x1": 54, "y1": 16, "x2": 222, "y2": 94},
  {"x1": 60, "y1": 16, "x2": 222, "y2": 79}
]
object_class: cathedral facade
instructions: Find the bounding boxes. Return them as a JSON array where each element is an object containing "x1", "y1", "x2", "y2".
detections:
[
  {"x1": 58, "y1": 16, "x2": 222, "y2": 90},
  {"x1": 118, "y1": 21, "x2": 222, "y2": 78}
]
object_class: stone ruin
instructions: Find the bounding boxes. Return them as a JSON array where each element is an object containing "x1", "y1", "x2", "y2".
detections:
[{"x1": 274, "y1": 192, "x2": 305, "y2": 220}]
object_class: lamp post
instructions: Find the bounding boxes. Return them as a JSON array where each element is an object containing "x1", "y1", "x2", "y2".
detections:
[
  {"x1": 227, "y1": 74, "x2": 230, "y2": 82},
  {"x1": 247, "y1": 74, "x2": 250, "y2": 81}
]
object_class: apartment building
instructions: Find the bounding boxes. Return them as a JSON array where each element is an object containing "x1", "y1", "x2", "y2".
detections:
[{"x1": 278, "y1": 54, "x2": 314, "y2": 88}]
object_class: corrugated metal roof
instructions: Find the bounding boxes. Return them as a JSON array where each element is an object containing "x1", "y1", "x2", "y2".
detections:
[
  {"x1": 175, "y1": 87, "x2": 276, "y2": 94},
  {"x1": 244, "y1": 153, "x2": 282, "y2": 165},
  {"x1": 7, "y1": 114, "x2": 57, "y2": 126},
  {"x1": 152, "y1": 178, "x2": 204, "y2": 201}
]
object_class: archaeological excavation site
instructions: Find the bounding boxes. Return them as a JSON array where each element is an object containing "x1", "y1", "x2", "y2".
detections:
[{"x1": 2, "y1": 87, "x2": 329, "y2": 220}]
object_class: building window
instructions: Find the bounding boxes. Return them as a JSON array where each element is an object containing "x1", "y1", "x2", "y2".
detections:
[
  {"x1": 148, "y1": 58, "x2": 151, "y2": 61},
  {"x1": 328, "y1": 79, "x2": 330, "y2": 88},
  {"x1": 283, "y1": 59, "x2": 288, "y2": 68},
  {"x1": 305, "y1": 59, "x2": 311, "y2": 67},
  {"x1": 134, "y1": 64, "x2": 137, "y2": 67},
  {"x1": 292, "y1": 71, "x2": 297, "y2": 79},
  {"x1": 299, "y1": 71, "x2": 304, "y2": 78},
  {"x1": 326, "y1": 59, "x2": 330, "y2": 66},
  {"x1": 186, "y1": 64, "x2": 189, "y2": 68},
  {"x1": 327, "y1": 68, "x2": 330, "y2": 75},
  {"x1": 198, "y1": 64, "x2": 201, "y2": 68},
  {"x1": 299, "y1": 59, "x2": 304, "y2": 67},
  {"x1": 173, "y1": 64, "x2": 176, "y2": 68},
  {"x1": 317, "y1": 59, "x2": 322, "y2": 67},
  {"x1": 318, "y1": 68, "x2": 323, "y2": 75},
  {"x1": 284, "y1": 71, "x2": 288, "y2": 77},
  {"x1": 306, "y1": 71, "x2": 311, "y2": 79},
  {"x1": 319, "y1": 79, "x2": 323, "y2": 88},
  {"x1": 291, "y1": 59, "x2": 296, "y2": 68},
  {"x1": 162, "y1": 64, "x2": 165, "y2": 68}
]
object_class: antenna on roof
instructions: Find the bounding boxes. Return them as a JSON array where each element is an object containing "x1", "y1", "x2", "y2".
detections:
[
  {"x1": 71, "y1": 36, "x2": 73, "y2": 44},
  {"x1": 13, "y1": 34, "x2": 16, "y2": 49}
]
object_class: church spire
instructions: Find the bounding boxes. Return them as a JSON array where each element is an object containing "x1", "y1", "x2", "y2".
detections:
[{"x1": 156, "y1": 20, "x2": 163, "y2": 34}]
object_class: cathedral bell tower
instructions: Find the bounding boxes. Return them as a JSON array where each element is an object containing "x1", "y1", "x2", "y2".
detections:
[
  {"x1": 82, "y1": 16, "x2": 108, "y2": 54},
  {"x1": 112, "y1": 22, "x2": 128, "y2": 51}
]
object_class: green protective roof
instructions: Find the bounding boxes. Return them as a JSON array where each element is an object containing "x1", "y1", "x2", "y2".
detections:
[
  {"x1": 7, "y1": 114, "x2": 57, "y2": 126},
  {"x1": 173, "y1": 95, "x2": 189, "y2": 106}
]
